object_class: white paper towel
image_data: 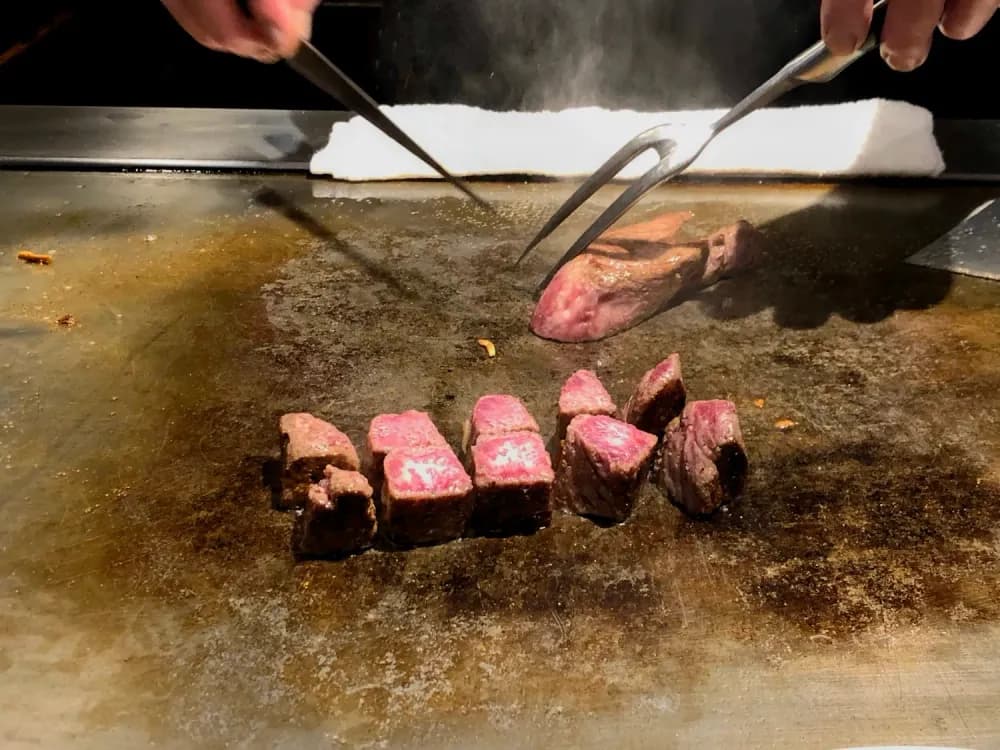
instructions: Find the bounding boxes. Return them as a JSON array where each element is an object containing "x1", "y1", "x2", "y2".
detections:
[{"x1": 310, "y1": 99, "x2": 945, "y2": 181}]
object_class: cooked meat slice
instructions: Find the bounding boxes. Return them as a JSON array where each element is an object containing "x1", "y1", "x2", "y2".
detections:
[
  {"x1": 364, "y1": 410, "x2": 449, "y2": 493},
  {"x1": 623, "y1": 353, "x2": 686, "y2": 435},
  {"x1": 531, "y1": 215, "x2": 763, "y2": 343},
  {"x1": 279, "y1": 413, "x2": 360, "y2": 509},
  {"x1": 598, "y1": 211, "x2": 694, "y2": 243},
  {"x1": 292, "y1": 466, "x2": 377, "y2": 558},
  {"x1": 657, "y1": 400, "x2": 748, "y2": 517},
  {"x1": 553, "y1": 414, "x2": 657, "y2": 523},
  {"x1": 556, "y1": 369, "x2": 616, "y2": 441},
  {"x1": 463, "y1": 394, "x2": 540, "y2": 453},
  {"x1": 381, "y1": 445, "x2": 474, "y2": 545},
  {"x1": 471, "y1": 430, "x2": 554, "y2": 535}
]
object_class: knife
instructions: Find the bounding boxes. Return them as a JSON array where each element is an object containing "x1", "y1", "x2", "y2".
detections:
[
  {"x1": 233, "y1": 1, "x2": 490, "y2": 209},
  {"x1": 286, "y1": 40, "x2": 492, "y2": 210}
]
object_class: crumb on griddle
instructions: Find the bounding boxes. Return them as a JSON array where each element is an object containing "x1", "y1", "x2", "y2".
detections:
[
  {"x1": 57, "y1": 314, "x2": 77, "y2": 327},
  {"x1": 477, "y1": 338, "x2": 497, "y2": 358},
  {"x1": 17, "y1": 250, "x2": 52, "y2": 265}
]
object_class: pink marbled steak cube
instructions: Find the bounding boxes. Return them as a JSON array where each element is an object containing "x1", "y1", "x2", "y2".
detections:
[
  {"x1": 464, "y1": 394, "x2": 540, "y2": 452},
  {"x1": 556, "y1": 370, "x2": 617, "y2": 440},
  {"x1": 658, "y1": 399, "x2": 748, "y2": 517},
  {"x1": 623, "y1": 353, "x2": 687, "y2": 436},
  {"x1": 553, "y1": 414, "x2": 657, "y2": 523},
  {"x1": 364, "y1": 410, "x2": 449, "y2": 492},
  {"x1": 471, "y1": 431, "x2": 554, "y2": 535},
  {"x1": 381, "y1": 445, "x2": 473, "y2": 545}
]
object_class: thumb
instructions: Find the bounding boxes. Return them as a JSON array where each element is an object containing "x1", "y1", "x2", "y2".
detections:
[{"x1": 250, "y1": 0, "x2": 320, "y2": 57}]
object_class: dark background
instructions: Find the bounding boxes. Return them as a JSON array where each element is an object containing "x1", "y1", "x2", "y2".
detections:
[{"x1": 0, "y1": 0, "x2": 996, "y2": 116}]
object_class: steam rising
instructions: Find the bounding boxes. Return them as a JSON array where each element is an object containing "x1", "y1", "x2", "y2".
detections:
[{"x1": 379, "y1": 0, "x2": 818, "y2": 111}]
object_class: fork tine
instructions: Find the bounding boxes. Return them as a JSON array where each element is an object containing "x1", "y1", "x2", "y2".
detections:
[
  {"x1": 515, "y1": 125, "x2": 676, "y2": 266},
  {"x1": 532, "y1": 155, "x2": 683, "y2": 297}
]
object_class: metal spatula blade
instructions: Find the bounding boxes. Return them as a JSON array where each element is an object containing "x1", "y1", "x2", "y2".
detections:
[{"x1": 906, "y1": 199, "x2": 1000, "y2": 281}]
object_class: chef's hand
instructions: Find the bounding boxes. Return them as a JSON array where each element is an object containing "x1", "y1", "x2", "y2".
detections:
[
  {"x1": 821, "y1": 0, "x2": 997, "y2": 71},
  {"x1": 161, "y1": 0, "x2": 320, "y2": 61}
]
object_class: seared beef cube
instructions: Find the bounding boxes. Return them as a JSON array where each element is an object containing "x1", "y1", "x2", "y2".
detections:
[
  {"x1": 623, "y1": 353, "x2": 687, "y2": 435},
  {"x1": 463, "y1": 394, "x2": 540, "y2": 453},
  {"x1": 293, "y1": 467, "x2": 377, "y2": 558},
  {"x1": 279, "y1": 412, "x2": 360, "y2": 509},
  {"x1": 553, "y1": 414, "x2": 657, "y2": 523},
  {"x1": 658, "y1": 400, "x2": 748, "y2": 517},
  {"x1": 382, "y1": 446, "x2": 473, "y2": 545},
  {"x1": 471, "y1": 431, "x2": 554, "y2": 535},
  {"x1": 556, "y1": 370, "x2": 617, "y2": 440},
  {"x1": 364, "y1": 410, "x2": 449, "y2": 492}
]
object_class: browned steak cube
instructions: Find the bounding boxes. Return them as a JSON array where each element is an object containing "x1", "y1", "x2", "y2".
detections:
[
  {"x1": 471, "y1": 431, "x2": 554, "y2": 535},
  {"x1": 364, "y1": 410, "x2": 449, "y2": 493},
  {"x1": 462, "y1": 394, "x2": 540, "y2": 453},
  {"x1": 292, "y1": 466, "x2": 377, "y2": 558},
  {"x1": 381, "y1": 446, "x2": 473, "y2": 545},
  {"x1": 553, "y1": 414, "x2": 657, "y2": 523},
  {"x1": 279, "y1": 413, "x2": 360, "y2": 509},
  {"x1": 623, "y1": 353, "x2": 687, "y2": 435},
  {"x1": 556, "y1": 370, "x2": 617, "y2": 440},
  {"x1": 658, "y1": 400, "x2": 748, "y2": 517}
]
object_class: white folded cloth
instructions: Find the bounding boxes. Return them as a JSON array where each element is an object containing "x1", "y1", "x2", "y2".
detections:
[{"x1": 310, "y1": 98, "x2": 945, "y2": 181}]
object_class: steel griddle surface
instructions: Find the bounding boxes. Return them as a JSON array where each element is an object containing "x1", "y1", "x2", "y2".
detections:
[{"x1": 1, "y1": 172, "x2": 999, "y2": 749}]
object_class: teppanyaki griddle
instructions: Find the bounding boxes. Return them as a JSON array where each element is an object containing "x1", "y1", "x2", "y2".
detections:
[{"x1": 1, "y1": 163, "x2": 999, "y2": 748}]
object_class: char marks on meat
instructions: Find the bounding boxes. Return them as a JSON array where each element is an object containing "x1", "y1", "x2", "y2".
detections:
[
  {"x1": 531, "y1": 212, "x2": 764, "y2": 343},
  {"x1": 471, "y1": 430, "x2": 554, "y2": 535},
  {"x1": 293, "y1": 466, "x2": 377, "y2": 558},
  {"x1": 623, "y1": 353, "x2": 686, "y2": 436},
  {"x1": 657, "y1": 399, "x2": 748, "y2": 517},
  {"x1": 381, "y1": 445, "x2": 474, "y2": 545},
  {"x1": 554, "y1": 414, "x2": 657, "y2": 523},
  {"x1": 279, "y1": 413, "x2": 360, "y2": 509}
]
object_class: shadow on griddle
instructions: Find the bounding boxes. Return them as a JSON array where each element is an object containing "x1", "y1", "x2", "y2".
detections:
[
  {"x1": 687, "y1": 184, "x2": 990, "y2": 330},
  {"x1": 252, "y1": 186, "x2": 417, "y2": 300}
]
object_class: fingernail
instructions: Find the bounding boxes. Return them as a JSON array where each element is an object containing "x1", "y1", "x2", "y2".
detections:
[
  {"x1": 824, "y1": 30, "x2": 861, "y2": 55},
  {"x1": 880, "y1": 43, "x2": 926, "y2": 72},
  {"x1": 938, "y1": 17, "x2": 974, "y2": 40}
]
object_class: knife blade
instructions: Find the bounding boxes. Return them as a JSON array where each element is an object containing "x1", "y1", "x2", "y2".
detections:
[{"x1": 287, "y1": 41, "x2": 491, "y2": 210}]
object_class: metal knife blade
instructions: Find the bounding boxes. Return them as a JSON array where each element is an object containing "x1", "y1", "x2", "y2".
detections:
[{"x1": 287, "y1": 41, "x2": 491, "y2": 210}]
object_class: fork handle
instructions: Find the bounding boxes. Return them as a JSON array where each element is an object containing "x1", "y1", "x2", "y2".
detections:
[{"x1": 713, "y1": 0, "x2": 888, "y2": 133}]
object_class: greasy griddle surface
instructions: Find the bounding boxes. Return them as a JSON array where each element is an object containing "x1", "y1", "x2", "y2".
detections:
[{"x1": 1, "y1": 173, "x2": 999, "y2": 749}]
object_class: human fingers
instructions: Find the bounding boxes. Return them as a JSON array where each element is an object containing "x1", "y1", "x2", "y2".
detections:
[
  {"x1": 880, "y1": 0, "x2": 947, "y2": 71},
  {"x1": 939, "y1": 0, "x2": 998, "y2": 39},
  {"x1": 161, "y1": 0, "x2": 277, "y2": 61},
  {"x1": 821, "y1": 0, "x2": 875, "y2": 55},
  {"x1": 249, "y1": 0, "x2": 321, "y2": 58}
]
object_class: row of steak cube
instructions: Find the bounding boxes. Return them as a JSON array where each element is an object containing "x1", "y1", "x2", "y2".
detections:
[{"x1": 277, "y1": 352, "x2": 748, "y2": 559}]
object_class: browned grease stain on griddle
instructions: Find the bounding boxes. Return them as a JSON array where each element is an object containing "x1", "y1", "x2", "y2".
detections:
[{"x1": 5, "y1": 177, "x2": 1000, "y2": 746}]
